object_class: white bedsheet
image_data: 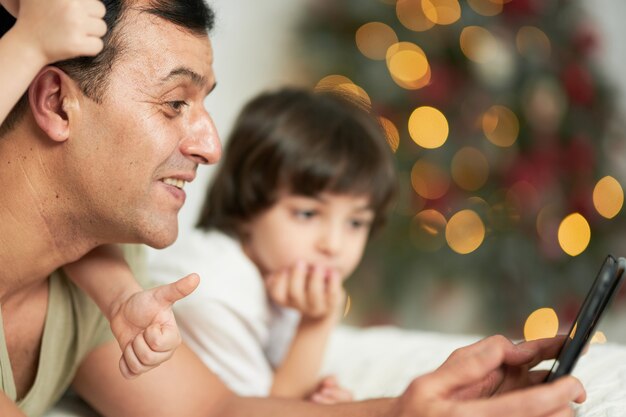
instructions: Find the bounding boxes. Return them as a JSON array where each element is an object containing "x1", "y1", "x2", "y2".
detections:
[
  {"x1": 47, "y1": 326, "x2": 626, "y2": 416},
  {"x1": 322, "y1": 326, "x2": 626, "y2": 416}
]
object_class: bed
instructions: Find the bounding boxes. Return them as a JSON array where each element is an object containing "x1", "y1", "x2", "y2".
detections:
[{"x1": 47, "y1": 325, "x2": 626, "y2": 416}]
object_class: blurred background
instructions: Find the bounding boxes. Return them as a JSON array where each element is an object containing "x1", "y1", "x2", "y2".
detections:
[{"x1": 148, "y1": 0, "x2": 626, "y2": 343}]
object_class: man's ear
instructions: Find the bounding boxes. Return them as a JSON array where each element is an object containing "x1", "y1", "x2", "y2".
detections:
[{"x1": 29, "y1": 66, "x2": 81, "y2": 143}]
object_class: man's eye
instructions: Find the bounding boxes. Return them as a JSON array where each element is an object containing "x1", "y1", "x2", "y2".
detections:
[{"x1": 166, "y1": 100, "x2": 189, "y2": 113}]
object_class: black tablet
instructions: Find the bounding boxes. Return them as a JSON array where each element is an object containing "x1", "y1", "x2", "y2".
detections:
[{"x1": 545, "y1": 255, "x2": 626, "y2": 382}]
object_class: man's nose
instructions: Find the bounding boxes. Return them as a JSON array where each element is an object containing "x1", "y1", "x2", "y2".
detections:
[{"x1": 180, "y1": 109, "x2": 221, "y2": 165}]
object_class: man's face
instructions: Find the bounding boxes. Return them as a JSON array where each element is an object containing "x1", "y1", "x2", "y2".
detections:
[{"x1": 66, "y1": 9, "x2": 220, "y2": 248}]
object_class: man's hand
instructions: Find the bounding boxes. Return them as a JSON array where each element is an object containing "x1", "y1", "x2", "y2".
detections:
[
  {"x1": 265, "y1": 262, "x2": 344, "y2": 320},
  {"x1": 11, "y1": 0, "x2": 107, "y2": 64},
  {"x1": 109, "y1": 273, "x2": 200, "y2": 379},
  {"x1": 309, "y1": 375, "x2": 354, "y2": 404},
  {"x1": 393, "y1": 335, "x2": 586, "y2": 417}
]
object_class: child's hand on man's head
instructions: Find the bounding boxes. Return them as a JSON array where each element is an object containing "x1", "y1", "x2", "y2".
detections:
[
  {"x1": 264, "y1": 261, "x2": 345, "y2": 320},
  {"x1": 11, "y1": 0, "x2": 107, "y2": 64}
]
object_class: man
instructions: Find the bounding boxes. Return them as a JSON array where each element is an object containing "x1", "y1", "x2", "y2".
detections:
[{"x1": 0, "y1": 1, "x2": 585, "y2": 416}]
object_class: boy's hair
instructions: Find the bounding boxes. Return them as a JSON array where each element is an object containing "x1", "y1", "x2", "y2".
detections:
[
  {"x1": 0, "y1": 0, "x2": 215, "y2": 136},
  {"x1": 197, "y1": 88, "x2": 397, "y2": 237}
]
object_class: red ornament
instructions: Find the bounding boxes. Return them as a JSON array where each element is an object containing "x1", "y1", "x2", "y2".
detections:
[{"x1": 562, "y1": 64, "x2": 595, "y2": 106}]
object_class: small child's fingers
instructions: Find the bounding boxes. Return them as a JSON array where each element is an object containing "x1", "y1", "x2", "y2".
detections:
[
  {"x1": 74, "y1": 37, "x2": 104, "y2": 57},
  {"x1": 319, "y1": 387, "x2": 354, "y2": 403},
  {"x1": 123, "y1": 341, "x2": 150, "y2": 376},
  {"x1": 144, "y1": 323, "x2": 181, "y2": 353},
  {"x1": 119, "y1": 356, "x2": 136, "y2": 380},
  {"x1": 85, "y1": 16, "x2": 108, "y2": 37},
  {"x1": 132, "y1": 331, "x2": 174, "y2": 367},
  {"x1": 85, "y1": 0, "x2": 107, "y2": 18},
  {"x1": 306, "y1": 265, "x2": 327, "y2": 316},
  {"x1": 287, "y1": 261, "x2": 307, "y2": 309},
  {"x1": 327, "y1": 271, "x2": 343, "y2": 310},
  {"x1": 153, "y1": 274, "x2": 200, "y2": 307},
  {"x1": 319, "y1": 375, "x2": 339, "y2": 388},
  {"x1": 267, "y1": 270, "x2": 289, "y2": 305}
]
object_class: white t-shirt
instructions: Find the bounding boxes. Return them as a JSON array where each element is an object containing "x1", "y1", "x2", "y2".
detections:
[{"x1": 149, "y1": 229, "x2": 300, "y2": 396}]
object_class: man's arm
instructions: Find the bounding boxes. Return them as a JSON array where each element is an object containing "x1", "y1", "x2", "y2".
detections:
[
  {"x1": 72, "y1": 340, "x2": 393, "y2": 417},
  {"x1": 73, "y1": 336, "x2": 584, "y2": 417},
  {"x1": 0, "y1": 392, "x2": 27, "y2": 417}
]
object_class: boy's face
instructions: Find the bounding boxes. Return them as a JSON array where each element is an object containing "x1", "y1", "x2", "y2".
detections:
[{"x1": 243, "y1": 193, "x2": 374, "y2": 280}]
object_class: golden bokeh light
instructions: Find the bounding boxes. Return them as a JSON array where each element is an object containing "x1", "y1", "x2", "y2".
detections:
[
  {"x1": 396, "y1": 0, "x2": 435, "y2": 32},
  {"x1": 516, "y1": 26, "x2": 551, "y2": 61},
  {"x1": 451, "y1": 147, "x2": 490, "y2": 191},
  {"x1": 386, "y1": 42, "x2": 432, "y2": 90},
  {"x1": 315, "y1": 74, "x2": 354, "y2": 91},
  {"x1": 524, "y1": 308, "x2": 559, "y2": 341},
  {"x1": 380, "y1": 117, "x2": 400, "y2": 153},
  {"x1": 422, "y1": 0, "x2": 461, "y2": 25},
  {"x1": 445, "y1": 210, "x2": 485, "y2": 254},
  {"x1": 314, "y1": 75, "x2": 372, "y2": 108},
  {"x1": 591, "y1": 331, "x2": 607, "y2": 344},
  {"x1": 411, "y1": 159, "x2": 451, "y2": 200},
  {"x1": 411, "y1": 209, "x2": 448, "y2": 251},
  {"x1": 468, "y1": 0, "x2": 503, "y2": 16},
  {"x1": 460, "y1": 26, "x2": 497, "y2": 63},
  {"x1": 558, "y1": 213, "x2": 591, "y2": 257},
  {"x1": 409, "y1": 106, "x2": 449, "y2": 149},
  {"x1": 356, "y1": 22, "x2": 399, "y2": 60},
  {"x1": 593, "y1": 176, "x2": 624, "y2": 219},
  {"x1": 343, "y1": 294, "x2": 352, "y2": 318},
  {"x1": 389, "y1": 50, "x2": 429, "y2": 83},
  {"x1": 482, "y1": 105, "x2": 520, "y2": 147}
]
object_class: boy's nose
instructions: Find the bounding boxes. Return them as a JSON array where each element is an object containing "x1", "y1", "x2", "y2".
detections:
[
  {"x1": 318, "y1": 225, "x2": 343, "y2": 257},
  {"x1": 180, "y1": 110, "x2": 222, "y2": 165}
]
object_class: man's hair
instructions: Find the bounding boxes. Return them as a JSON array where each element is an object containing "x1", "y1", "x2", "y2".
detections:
[
  {"x1": 0, "y1": 0, "x2": 215, "y2": 136},
  {"x1": 196, "y1": 88, "x2": 398, "y2": 237}
]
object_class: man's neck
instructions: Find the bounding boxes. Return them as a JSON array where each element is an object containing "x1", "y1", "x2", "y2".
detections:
[{"x1": 0, "y1": 126, "x2": 96, "y2": 302}]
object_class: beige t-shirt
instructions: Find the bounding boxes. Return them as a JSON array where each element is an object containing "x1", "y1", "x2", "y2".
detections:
[
  {"x1": 0, "y1": 272, "x2": 112, "y2": 417},
  {"x1": 0, "y1": 244, "x2": 146, "y2": 417}
]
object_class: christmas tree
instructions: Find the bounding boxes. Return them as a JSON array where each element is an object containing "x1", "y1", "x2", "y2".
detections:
[{"x1": 298, "y1": 0, "x2": 626, "y2": 337}]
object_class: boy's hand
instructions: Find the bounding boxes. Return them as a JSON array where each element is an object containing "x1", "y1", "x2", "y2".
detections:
[
  {"x1": 265, "y1": 262, "x2": 344, "y2": 320},
  {"x1": 13, "y1": 0, "x2": 107, "y2": 64},
  {"x1": 109, "y1": 273, "x2": 200, "y2": 379},
  {"x1": 308, "y1": 375, "x2": 354, "y2": 404}
]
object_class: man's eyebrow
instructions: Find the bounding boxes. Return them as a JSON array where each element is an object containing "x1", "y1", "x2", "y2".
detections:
[{"x1": 160, "y1": 66, "x2": 208, "y2": 87}]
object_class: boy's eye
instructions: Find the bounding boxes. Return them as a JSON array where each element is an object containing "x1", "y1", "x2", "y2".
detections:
[
  {"x1": 293, "y1": 209, "x2": 318, "y2": 220},
  {"x1": 350, "y1": 219, "x2": 372, "y2": 230}
]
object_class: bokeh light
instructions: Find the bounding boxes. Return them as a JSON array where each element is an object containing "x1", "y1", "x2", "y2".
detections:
[
  {"x1": 411, "y1": 159, "x2": 451, "y2": 200},
  {"x1": 386, "y1": 42, "x2": 431, "y2": 90},
  {"x1": 314, "y1": 75, "x2": 372, "y2": 109},
  {"x1": 460, "y1": 26, "x2": 497, "y2": 63},
  {"x1": 380, "y1": 117, "x2": 400, "y2": 153},
  {"x1": 422, "y1": 0, "x2": 461, "y2": 25},
  {"x1": 344, "y1": 294, "x2": 352, "y2": 318},
  {"x1": 468, "y1": 0, "x2": 503, "y2": 16},
  {"x1": 516, "y1": 26, "x2": 551, "y2": 61},
  {"x1": 591, "y1": 331, "x2": 607, "y2": 344},
  {"x1": 558, "y1": 213, "x2": 591, "y2": 257},
  {"x1": 396, "y1": 0, "x2": 435, "y2": 32},
  {"x1": 356, "y1": 22, "x2": 399, "y2": 60},
  {"x1": 451, "y1": 147, "x2": 490, "y2": 191},
  {"x1": 411, "y1": 209, "x2": 448, "y2": 251},
  {"x1": 408, "y1": 106, "x2": 449, "y2": 149},
  {"x1": 482, "y1": 105, "x2": 520, "y2": 147},
  {"x1": 445, "y1": 210, "x2": 485, "y2": 254},
  {"x1": 524, "y1": 307, "x2": 559, "y2": 341},
  {"x1": 593, "y1": 176, "x2": 624, "y2": 219}
]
